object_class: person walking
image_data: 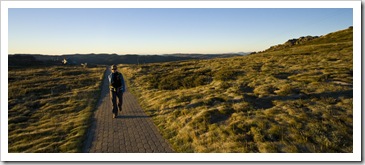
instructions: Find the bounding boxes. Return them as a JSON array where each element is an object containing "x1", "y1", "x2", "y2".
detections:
[{"x1": 108, "y1": 64, "x2": 126, "y2": 118}]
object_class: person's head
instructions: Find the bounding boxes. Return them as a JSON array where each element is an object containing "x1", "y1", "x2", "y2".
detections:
[{"x1": 111, "y1": 65, "x2": 118, "y2": 73}]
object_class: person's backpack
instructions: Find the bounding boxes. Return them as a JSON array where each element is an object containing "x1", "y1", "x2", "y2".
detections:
[{"x1": 111, "y1": 72, "x2": 122, "y2": 89}]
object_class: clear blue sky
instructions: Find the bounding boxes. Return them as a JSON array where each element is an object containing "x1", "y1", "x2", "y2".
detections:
[{"x1": 8, "y1": 8, "x2": 353, "y2": 55}]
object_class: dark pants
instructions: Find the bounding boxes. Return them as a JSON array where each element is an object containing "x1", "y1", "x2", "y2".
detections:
[{"x1": 110, "y1": 90, "x2": 123, "y2": 116}]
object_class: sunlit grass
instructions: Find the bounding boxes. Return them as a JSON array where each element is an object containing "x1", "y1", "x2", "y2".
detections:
[
  {"x1": 120, "y1": 27, "x2": 353, "y2": 153},
  {"x1": 8, "y1": 66, "x2": 105, "y2": 152}
]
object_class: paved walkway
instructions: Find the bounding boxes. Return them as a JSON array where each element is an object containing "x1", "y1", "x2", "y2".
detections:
[{"x1": 83, "y1": 68, "x2": 174, "y2": 153}]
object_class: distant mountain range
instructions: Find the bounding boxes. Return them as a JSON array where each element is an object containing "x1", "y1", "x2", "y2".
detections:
[
  {"x1": 13, "y1": 26, "x2": 353, "y2": 68},
  {"x1": 8, "y1": 53, "x2": 248, "y2": 67}
]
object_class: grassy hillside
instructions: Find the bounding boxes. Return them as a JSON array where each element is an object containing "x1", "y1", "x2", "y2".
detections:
[
  {"x1": 120, "y1": 27, "x2": 353, "y2": 153},
  {"x1": 8, "y1": 66, "x2": 105, "y2": 152}
]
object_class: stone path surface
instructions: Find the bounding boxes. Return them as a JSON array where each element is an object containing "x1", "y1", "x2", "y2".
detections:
[{"x1": 83, "y1": 69, "x2": 174, "y2": 153}]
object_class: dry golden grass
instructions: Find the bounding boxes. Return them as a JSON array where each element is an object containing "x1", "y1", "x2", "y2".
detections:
[
  {"x1": 120, "y1": 27, "x2": 353, "y2": 153},
  {"x1": 8, "y1": 65, "x2": 105, "y2": 152}
]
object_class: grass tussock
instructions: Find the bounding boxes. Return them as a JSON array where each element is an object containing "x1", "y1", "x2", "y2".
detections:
[
  {"x1": 120, "y1": 27, "x2": 353, "y2": 153},
  {"x1": 8, "y1": 66, "x2": 105, "y2": 152}
]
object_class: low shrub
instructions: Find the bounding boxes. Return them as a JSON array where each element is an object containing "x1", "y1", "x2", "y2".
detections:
[
  {"x1": 147, "y1": 69, "x2": 213, "y2": 90},
  {"x1": 214, "y1": 68, "x2": 241, "y2": 81}
]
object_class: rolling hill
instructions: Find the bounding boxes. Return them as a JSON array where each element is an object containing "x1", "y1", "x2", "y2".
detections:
[{"x1": 120, "y1": 27, "x2": 353, "y2": 153}]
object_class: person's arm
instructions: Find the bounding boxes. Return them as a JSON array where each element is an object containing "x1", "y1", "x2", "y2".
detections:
[
  {"x1": 108, "y1": 73, "x2": 115, "y2": 89},
  {"x1": 108, "y1": 74, "x2": 112, "y2": 86},
  {"x1": 120, "y1": 73, "x2": 126, "y2": 92}
]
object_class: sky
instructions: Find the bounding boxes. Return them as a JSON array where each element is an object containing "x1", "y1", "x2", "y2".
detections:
[{"x1": 8, "y1": 8, "x2": 353, "y2": 55}]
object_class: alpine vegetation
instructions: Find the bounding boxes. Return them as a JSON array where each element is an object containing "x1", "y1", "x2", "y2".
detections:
[
  {"x1": 8, "y1": 66, "x2": 105, "y2": 152},
  {"x1": 120, "y1": 27, "x2": 353, "y2": 153}
]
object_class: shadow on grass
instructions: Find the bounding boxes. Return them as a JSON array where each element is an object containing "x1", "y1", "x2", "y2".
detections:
[
  {"x1": 267, "y1": 90, "x2": 353, "y2": 101},
  {"x1": 117, "y1": 115, "x2": 150, "y2": 119},
  {"x1": 243, "y1": 90, "x2": 353, "y2": 110}
]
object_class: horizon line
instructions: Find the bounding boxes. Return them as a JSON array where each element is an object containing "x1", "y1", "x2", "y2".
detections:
[{"x1": 8, "y1": 52, "x2": 254, "y2": 56}]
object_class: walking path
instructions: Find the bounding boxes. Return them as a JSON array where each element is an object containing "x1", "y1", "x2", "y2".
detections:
[{"x1": 83, "y1": 68, "x2": 174, "y2": 153}]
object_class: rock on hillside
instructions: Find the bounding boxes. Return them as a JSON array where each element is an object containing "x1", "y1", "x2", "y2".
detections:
[
  {"x1": 265, "y1": 26, "x2": 352, "y2": 52},
  {"x1": 266, "y1": 36, "x2": 319, "y2": 51}
]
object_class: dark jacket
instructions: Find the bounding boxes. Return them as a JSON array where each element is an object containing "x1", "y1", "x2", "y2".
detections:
[{"x1": 108, "y1": 72, "x2": 125, "y2": 92}]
